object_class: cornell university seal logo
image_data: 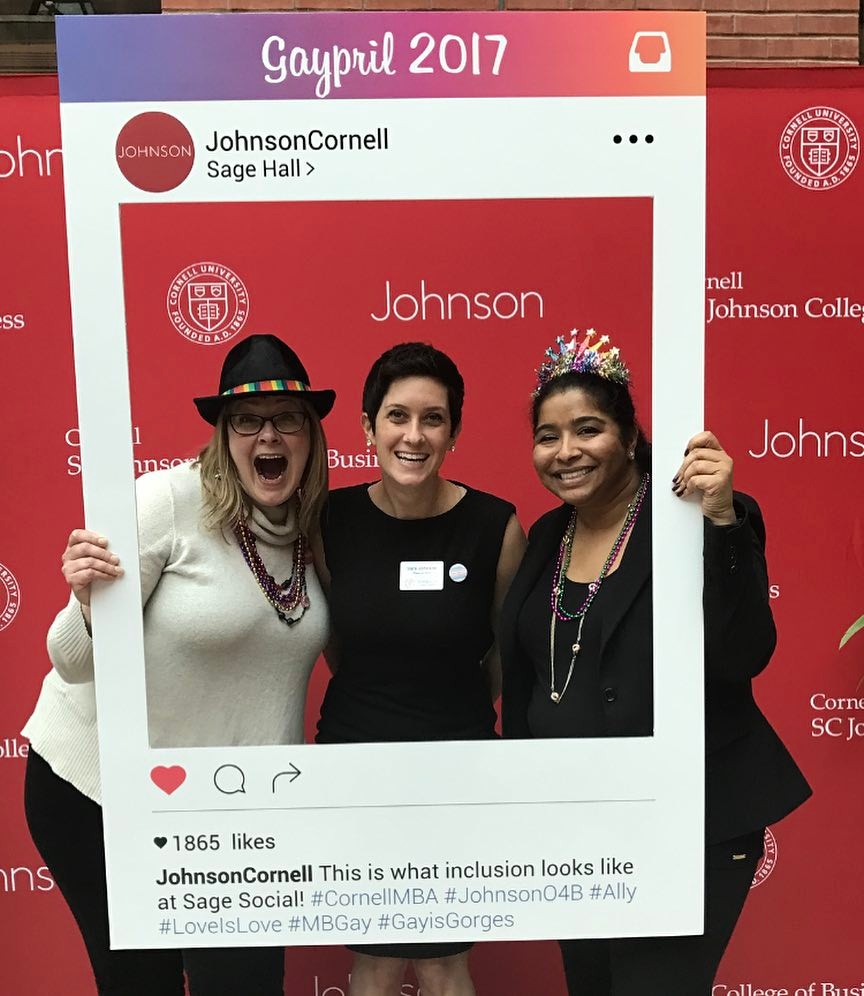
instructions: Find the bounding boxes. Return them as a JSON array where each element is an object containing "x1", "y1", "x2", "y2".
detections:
[
  {"x1": 779, "y1": 106, "x2": 859, "y2": 190},
  {"x1": 166, "y1": 263, "x2": 249, "y2": 346},
  {"x1": 0, "y1": 561, "x2": 21, "y2": 632},
  {"x1": 750, "y1": 827, "x2": 778, "y2": 889}
]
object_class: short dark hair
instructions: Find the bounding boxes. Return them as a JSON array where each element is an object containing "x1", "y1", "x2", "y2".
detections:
[
  {"x1": 362, "y1": 342, "x2": 464, "y2": 432},
  {"x1": 532, "y1": 371, "x2": 651, "y2": 473}
]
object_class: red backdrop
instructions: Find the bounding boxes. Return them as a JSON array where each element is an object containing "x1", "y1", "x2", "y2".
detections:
[
  {"x1": 119, "y1": 196, "x2": 652, "y2": 521},
  {"x1": 2, "y1": 70, "x2": 862, "y2": 994}
]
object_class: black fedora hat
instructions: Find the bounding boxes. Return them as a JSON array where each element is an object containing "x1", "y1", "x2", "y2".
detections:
[{"x1": 194, "y1": 334, "x2": 336, "y2": 425}]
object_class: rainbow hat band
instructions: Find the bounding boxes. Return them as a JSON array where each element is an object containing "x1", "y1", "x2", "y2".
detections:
[
  {"x1": 222, "y1": 379, "x2": 310, "y2": 396},
  {"x1": 193, "y1": 334, "x2": 336, "y2": 425}
]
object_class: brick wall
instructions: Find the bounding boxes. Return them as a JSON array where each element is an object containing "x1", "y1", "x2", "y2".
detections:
[{"x1": 163, "y1": 0, "x2": 861, "y2": 66}]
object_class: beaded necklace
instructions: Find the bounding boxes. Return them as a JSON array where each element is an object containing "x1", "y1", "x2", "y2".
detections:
[
  {"x1": 233, "y1": 519, "x2": 310, "y2": 627},
  {"x1": 548, "y1": 473, "x2": 649, "y2": 703}
]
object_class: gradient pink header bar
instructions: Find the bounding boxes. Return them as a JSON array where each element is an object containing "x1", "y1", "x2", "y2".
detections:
[{"x1": 58, "y1": 12, "x2": 705, "y2": 103}]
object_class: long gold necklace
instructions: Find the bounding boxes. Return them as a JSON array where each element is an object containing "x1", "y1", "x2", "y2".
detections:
[{"x1": 548, "y1": 474, "x2": 649, "y2": 704}]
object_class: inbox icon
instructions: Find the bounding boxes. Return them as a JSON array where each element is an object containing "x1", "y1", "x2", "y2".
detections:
[{"x1": 629, "y1": 32, "x2": 672, "y2": 73}]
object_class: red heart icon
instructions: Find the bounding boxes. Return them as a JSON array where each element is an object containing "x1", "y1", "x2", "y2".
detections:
[{"x1": 150, "y1": 765, "x2": 186, "y2": 795}]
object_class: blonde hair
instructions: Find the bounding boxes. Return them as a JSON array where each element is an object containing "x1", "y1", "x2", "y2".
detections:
[{"x1": 195, "y1": 401, "x2": 329, "y2": 539}]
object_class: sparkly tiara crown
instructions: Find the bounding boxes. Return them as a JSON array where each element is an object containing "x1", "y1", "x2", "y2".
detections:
[{"x1": 534, "y1": 329, "x2": 630, "y2": 396}]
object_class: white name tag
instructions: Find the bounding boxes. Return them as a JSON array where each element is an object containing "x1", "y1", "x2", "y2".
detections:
[{"x1": 399, "y1": 561, "x2": 444, "y2": 591}]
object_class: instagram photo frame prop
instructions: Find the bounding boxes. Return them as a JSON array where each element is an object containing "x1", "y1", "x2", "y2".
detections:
[{"x1": 57, "y1": 12, "x2": 706, "y2": 948}]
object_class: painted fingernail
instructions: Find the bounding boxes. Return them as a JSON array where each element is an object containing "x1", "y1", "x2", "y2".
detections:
[{"x1": 672, "y1": 475, "x2": 680, "y2": 485}]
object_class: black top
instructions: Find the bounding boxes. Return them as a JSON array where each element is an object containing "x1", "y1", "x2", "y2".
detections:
[
  {"x1": 500, "y1": 489, "x2": 812, "y2": 843},
  {"x1": 317, "y1": 484, "x2": 515, "y2": 743},
  {"x1": 520, "y1": 572, "x2": 630, "y2": 739}
]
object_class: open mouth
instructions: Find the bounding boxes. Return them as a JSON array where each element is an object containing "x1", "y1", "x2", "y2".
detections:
[
  {"x1": 254, "y1": 454, "x2": 287, "y2": 482},
  {"x1": 395, "y1": 452, "x2": 428, "y2": 465}
]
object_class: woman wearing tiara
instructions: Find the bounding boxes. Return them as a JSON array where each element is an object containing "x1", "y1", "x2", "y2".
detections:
[{"x1": 501, "y1": 330, "x2": 810, "y2": 995}]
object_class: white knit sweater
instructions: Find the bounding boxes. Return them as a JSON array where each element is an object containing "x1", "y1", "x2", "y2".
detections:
[{"x1": 23, "y1": 463, "x2": 328, "y2": 803}]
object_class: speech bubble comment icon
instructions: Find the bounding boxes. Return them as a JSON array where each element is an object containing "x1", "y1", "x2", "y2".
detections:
[
  {"x1": 150, "y1": 765, "x2": 186, "y2": 795},
  {"x1": 213, "y1": 764, "x2": 246, "y2": 795}
]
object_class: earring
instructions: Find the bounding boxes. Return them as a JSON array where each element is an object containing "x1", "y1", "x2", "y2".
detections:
[
  {"x1": 450, "y1": 444, "x2": 456, "y2": 453},
  {"x1": 365, "y1": 437, "x2": 373, "y2": 448},
  {"x1": 627, "y1": 450, "x2": 635, "y2": 461}
]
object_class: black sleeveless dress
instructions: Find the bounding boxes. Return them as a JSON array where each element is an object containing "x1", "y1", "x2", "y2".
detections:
[
  {"x1": 316, "y1": 483, "x2": 515, "y2": 958},
  {"x1": 317, "y1": 483, "x2": 515, "y2": 745}
]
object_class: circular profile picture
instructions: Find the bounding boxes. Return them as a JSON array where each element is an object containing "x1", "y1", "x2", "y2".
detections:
[
  {"x1": 0, "y1": 561, "x2": 21, "y2": 632},
  {"x1": 115, "y1": 112, "x2": 195, "y2": 193},
  {"x1": 750, "y1": 827, "x2": 778, "y2": 889},
  {"x1": 779, "y1": 106, "x2": 859, "y2": 191},
  {"x1": 166, "y1": 263, "x2": 250, "y2": 346}
]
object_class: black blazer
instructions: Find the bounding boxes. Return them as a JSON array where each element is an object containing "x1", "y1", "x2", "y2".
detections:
[{"x1": 500, "y1": 490, "x2": 811, "y2": 843}]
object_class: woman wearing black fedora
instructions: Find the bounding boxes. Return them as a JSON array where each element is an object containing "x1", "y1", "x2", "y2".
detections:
[{"x1": 23, "y1": 335, "x2": 334, "y2": 995}]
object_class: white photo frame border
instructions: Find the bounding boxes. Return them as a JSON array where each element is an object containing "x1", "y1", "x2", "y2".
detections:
[{"x1": 58, "y1": 19, "x2": 705, "y2": 950}]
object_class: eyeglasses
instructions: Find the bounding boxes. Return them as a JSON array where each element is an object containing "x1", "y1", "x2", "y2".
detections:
[{"x1": 228, "y1": 410, "x2": 308, "y2": 436}]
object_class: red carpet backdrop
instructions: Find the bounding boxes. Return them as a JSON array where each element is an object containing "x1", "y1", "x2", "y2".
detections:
[{"x1": 1, "y1": 68, "x2": 862, "y2": 993}]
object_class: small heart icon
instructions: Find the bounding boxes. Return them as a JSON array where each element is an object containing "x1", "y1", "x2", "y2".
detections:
[
  {"x1": 154, "y1": 837, "x2": 167, "y2": 849},
  {"x1": 150, "y1": 765, "x2": 186, "y2": 795}
]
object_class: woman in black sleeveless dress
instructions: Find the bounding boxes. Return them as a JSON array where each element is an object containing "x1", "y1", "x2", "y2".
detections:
[{"x1": 316, "y1": 342, "x2": 526, "y2": 996}]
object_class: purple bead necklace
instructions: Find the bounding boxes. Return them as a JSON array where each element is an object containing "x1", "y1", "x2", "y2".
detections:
[
  {"x1": 549, "y1": 473, "x2": 649, "y2": 703},
  {"x1": 233, "y1": 520, "x2": 310, "y2": 627}
]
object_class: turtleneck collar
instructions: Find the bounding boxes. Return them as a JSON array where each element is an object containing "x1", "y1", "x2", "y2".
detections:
[{"x1": 245, "y1": 497, "x2": 299, "y2": 547}]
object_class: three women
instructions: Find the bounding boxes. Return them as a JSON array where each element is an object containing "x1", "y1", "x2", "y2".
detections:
[{"x1": 25, "y1": 328, "x2": 808, "y2": 996}]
